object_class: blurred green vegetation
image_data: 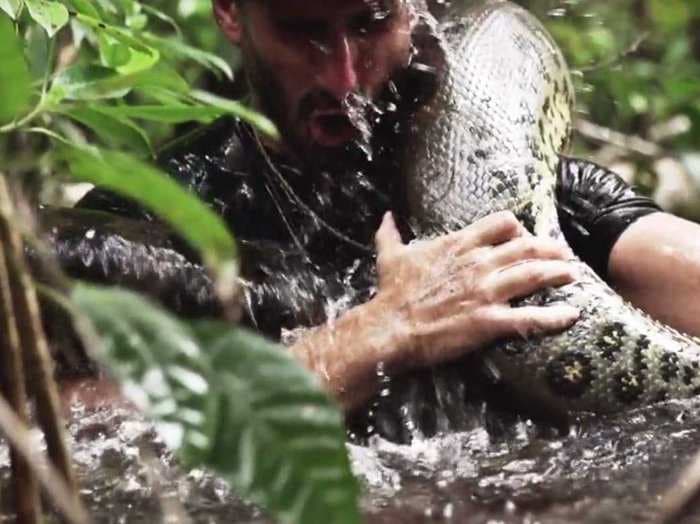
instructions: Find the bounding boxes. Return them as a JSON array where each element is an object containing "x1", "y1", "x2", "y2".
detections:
[
  {"x1": 523, "y1": 0, "x2": 700, "y2": 217},
  {"x1": 0, "y1": 2, "x2": 359, "y2": 522}
]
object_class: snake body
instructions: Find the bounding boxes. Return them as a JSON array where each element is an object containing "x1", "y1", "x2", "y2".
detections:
[{"x1": 402, "y1": 0, "x2": 700, "y2": 415}]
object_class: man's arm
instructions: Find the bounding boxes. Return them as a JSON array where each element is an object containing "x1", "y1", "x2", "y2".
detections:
[
  {"x1": 556, "y1": 157, "x2": 700, "y2": 337},
  {"x1": 609, "y1": 212, "x2": 700, "y2": 337},
  {"x1": 290, "y1": 211, "x2": 579, "y2": 411}
]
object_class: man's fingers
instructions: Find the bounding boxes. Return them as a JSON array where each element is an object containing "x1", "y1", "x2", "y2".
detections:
[
  {"x1": 478, "y1": 236, "x2": 572, "y2": 270},
  {"x1": 444, "y1": 211, "x2": 524, "y2": 255},
  {"x1": 485, "y1": 304, "x2": 580, "y2": 340},
  {"x1": 484, "y1": 259, "x2": 577, "y2": 302},
  {"x1": 375, "y1": 211, "x2": 403, "y2": 255}
]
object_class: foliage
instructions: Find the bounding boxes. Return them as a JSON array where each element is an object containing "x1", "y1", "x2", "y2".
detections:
[
  {"x1": 522, "y1": 0, "x2": 700, "y2": 215},
  {"x1": 72, "y1": 284, "x2": 360, "y2": 524},
  {"x1": 0, "y1": 1, "x2": 358, "y2": 523}
]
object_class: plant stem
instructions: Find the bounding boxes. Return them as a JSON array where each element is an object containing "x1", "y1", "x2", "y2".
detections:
[
  {"x1": 0, "y1": 177, "x2": 81, "y2": 509},
  {"x1": 0, "y1": 101, "x2": 46, "y2": 134},
  {"x1": 0, "y1": 195, "x2": 41, "y2": 524},
  {"x1": 0, "y1": 393, "x2": 90, "y2": 524}
]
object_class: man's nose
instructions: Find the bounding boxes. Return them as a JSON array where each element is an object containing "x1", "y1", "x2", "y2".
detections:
[{"x1": 316, "y1": 33, "x2": 359, "y2": 99}]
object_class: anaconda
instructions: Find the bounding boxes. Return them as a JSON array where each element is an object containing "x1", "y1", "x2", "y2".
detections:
[{"x1": 402, "y1": 0, "x2": 700, "y2": 415}]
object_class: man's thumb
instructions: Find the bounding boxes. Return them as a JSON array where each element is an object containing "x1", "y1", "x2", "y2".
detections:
[{"x1": 375, "y1": 211, "x2": 403, "y2": 254}]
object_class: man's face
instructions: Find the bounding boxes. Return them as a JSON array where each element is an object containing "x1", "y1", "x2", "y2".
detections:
[{"x1": 215, "y1": 0, "x2": 414, "y2": 167}]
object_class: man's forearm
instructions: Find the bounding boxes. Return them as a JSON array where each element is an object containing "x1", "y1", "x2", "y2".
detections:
[
  {"x1": 288, "y1": 212, "x2": 579, "y2": 413},
  {"x1": 608, "y1": 212, "x2": 700, "y2": 337},
  {"x1": 289, "y1": 294, "x2": 410, "y2": 411}
]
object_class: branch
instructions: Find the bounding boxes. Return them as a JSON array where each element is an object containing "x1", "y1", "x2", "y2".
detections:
[
  {"x1": 0, "y1": 393, "x2": 90, "y2": 524},
  {"x1": 0, "y1": 197, "x2": 41, "y2": 524},
  {"x1": 574, "y1": 118, "x2": 663, "y2": 158},
  {"x1": 0, "y1": 177, "x2": 78, "y2": 495}
]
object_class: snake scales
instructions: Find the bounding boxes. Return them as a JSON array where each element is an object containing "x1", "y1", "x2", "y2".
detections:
[{"x1": 400, "y1": 0, "x2": 700, "y2": 416}]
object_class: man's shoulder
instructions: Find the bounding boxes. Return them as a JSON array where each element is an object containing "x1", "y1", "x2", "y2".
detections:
[
  {"x1": 555, "y1": 155, "x2": 661, "y2": 279},
  {"x1": 77, "y1": 116, "x2": 263, "y2": 219},
  {"x1": 157, "y1": 116, "x2": 255, "y2": 189}
]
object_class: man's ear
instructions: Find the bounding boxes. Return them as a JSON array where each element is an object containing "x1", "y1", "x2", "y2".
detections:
[{"x1": 213, "y1": 0, "x2": 243, "y2": 44}]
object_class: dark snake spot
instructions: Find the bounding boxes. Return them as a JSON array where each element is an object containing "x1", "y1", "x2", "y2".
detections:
[
  {"x1": 683, "y1": 365, "x2": 696, "y2": 386},
  {"x1": 660, "y1": 352, "x2": 680, "y2": 383},
  {"x1": 598, "y1": 322, "x2": 627, "y2": 362},
  {"x1": 614, "y1": 371, "x2": 644, "y2": 404},
  {"x1": 517, "y1": 201, "x2": 536, "y2": 234},
  {"x1": 546, "y1": 352, "x2": 594, "y2": 398},
  {"x1": 634, "y1": 335, "x2": 650, "y2": 372}
]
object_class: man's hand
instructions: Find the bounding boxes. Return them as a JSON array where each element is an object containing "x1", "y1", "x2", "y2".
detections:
[
  {"x1": 290, "y1": 210, "x2": 580, "y2": 411},
  {"x1": 373, "y1": 211, "x2": 580, "y2": 368}
]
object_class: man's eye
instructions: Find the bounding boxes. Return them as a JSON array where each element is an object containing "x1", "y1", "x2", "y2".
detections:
[{"x1": 350, "y1": 9, "x2": 392, "y2": 36}]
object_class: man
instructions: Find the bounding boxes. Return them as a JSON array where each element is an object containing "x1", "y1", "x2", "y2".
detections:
[{"x1": 70, "y1": 0, "x2": 700, "y2": 426}]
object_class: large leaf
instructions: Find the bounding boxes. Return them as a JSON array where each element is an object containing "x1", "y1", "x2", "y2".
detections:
[
  {"x1": 49, "y1": 64, "x2": 134, "y2": 101},
  {"x1": 61, "y1": 146, "x2": 235, "y2": 271},
  {"x1": 75, "y1": 12, "x2": 161, "y2": 73},
  {"x1": 190, "y1": 90, "x2": 279, "y2": 140},
  {"x1": 49, "y1": 63, "x2": 188, "y2": 103},
  {"x1": 25, "y1": 0, "x2": 68, "y2": 37},
  {"x1": 143, "y1": 32, "x2": 233, "y2": 80},
  {"x1": 90, "y1": 104, "x2": 226, "y2": 124},
  {"x1": 63, "y1": 0, "x2": 101, "y2": 19},
  {"x1": 0, "y1": 0, "x2": 21, "y2": 19},
  {"x1": 0, "y1": 13, "x2": 32, "y2": 124},
  {"x1": 72, "y1": 284, "x2": 361, "y2": 524},
  {"x1": 58, "y1": 105, "x2": 151, "y2": 155}
]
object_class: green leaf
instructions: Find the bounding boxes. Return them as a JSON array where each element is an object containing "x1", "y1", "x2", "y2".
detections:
[
  {"x1": 49, "y1": 64, "x2": 132, "y2": 101},
  {"x1": 25, "y1": 0, "x2": 69, "y2": 37},
  {"x1": 140, "y1": 4, "x2": 181, "y2": 36},
  {"x1": 71, "y1": 284, "x2": 361, "y2": 524},
  {"x1": 190, "y1": 90, "x2": 279, "y2": 140},
  {"x1": 63, "y1": 0, "x2": 101, "y2": 19},
  {"x1": 143, "y1": 32, "x2": 233, "y2": 80},
  {"x1": 74, "y1": 13, "x2": 160, "y2": 74},
  {"x1": 49, "y1": 63, "x2": 188, "y2": 103},
  {"x1": 62, "y1": 146, "x2": 235, "y2": 270},
  {"x1": 0, "y1": 13, "x2": 32, "y2": 124},
  {"x1": 91, "y1": 104, "x2": 225, "y2": 124},
  {"x1": 0, "y1": 0, "x2": 21, "y2": 19},
  {"x1": 25, "y1": 24, "x2": 50, "y2": 80},
  {"x1": 98, "y1": 33, "x2": 131, "y2": 68},
  {"x1": 58, "y1": 105, "x2": 151, "y2": 155}
]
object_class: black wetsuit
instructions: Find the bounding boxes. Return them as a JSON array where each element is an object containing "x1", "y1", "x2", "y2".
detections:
[{"x1": 66, "y1": 116, "x2": 660, "y2": 340}]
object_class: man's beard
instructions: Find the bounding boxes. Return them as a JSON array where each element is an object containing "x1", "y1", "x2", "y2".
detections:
[{"x1": 242, "y1": 48, "x2": 385, "y2": 173}]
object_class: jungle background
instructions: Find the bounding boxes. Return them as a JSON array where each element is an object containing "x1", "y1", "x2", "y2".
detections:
[{"x1": 0, "y1": 0, "x2": 698, "y2": 523}]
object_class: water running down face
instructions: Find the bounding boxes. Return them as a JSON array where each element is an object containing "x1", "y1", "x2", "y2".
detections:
[{"x1": 213, "y1": 0, "x2": 416, "y2": 168}]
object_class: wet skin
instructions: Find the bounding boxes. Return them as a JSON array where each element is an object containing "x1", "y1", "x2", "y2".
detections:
[{"x1": 213, "y1": 0, "x2": 414, "y2": 162}]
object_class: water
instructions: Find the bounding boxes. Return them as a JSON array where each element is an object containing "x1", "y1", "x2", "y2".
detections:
[{"x1": 2, "y1": 395, "x2": 700, "y2": 522}]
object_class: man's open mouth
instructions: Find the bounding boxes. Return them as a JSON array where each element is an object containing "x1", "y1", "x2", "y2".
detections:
[{"x1": 308, "y1": 110, "x2": 359, "y2": 148}]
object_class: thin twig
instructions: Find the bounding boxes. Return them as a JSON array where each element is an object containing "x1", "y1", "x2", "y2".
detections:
[
  {"x1": 0, "y1": 393, "x2": 90, "y2": 524},
  {"x1": 0, "y1": 178, "x2": 80, "y2": 501},
  {"x1": 577, "y1": 32, "x2": 649, "y2": 73},
  {"x1": 574, "y1": 118, "x2": 663, "y2": 158},
  {"x1": 0, "y1": 212, "x2": 41, "y2": 524}
]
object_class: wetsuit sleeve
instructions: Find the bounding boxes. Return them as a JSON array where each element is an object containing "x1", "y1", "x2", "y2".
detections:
[{"x1": 556, "y1": 156, "x2": 662, "y2": 280}]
